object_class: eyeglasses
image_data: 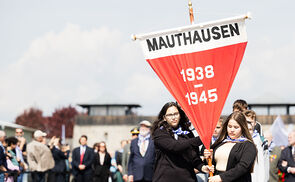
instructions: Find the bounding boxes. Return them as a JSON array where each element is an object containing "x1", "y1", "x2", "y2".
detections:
[{"x1": 165, "y1": 112, "x2": 180, "y2": 119}]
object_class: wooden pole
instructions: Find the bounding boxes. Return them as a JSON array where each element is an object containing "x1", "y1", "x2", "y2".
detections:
[
  {"x1": 188, "y1": 0, "x2": 194, "y2": 24},
  {"x1": 208, "y1": 155, "x2": 213, "y2": 177}
]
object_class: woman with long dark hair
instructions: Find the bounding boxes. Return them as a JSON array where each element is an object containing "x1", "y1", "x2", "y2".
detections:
[
  {"x1": 207, "y1": 111, "x2": 257, "y2": 182},
  {"x1": 92, "y1": 142, "x2": 111, "y2": 182},
  {"x1": 151, "y1": 102, "x2": 213, "y2": 182}
]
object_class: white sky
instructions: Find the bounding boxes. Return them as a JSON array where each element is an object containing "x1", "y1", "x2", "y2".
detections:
[{"x1": 1, "y1": 0, "x2": 295, "y2": 121}]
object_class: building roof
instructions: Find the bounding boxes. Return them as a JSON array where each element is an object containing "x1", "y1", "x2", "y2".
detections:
[
  {"x1": 78, "y1": 103, "x2": 141, "y2": 108},
  {"x1": 248, "y1": 103, "x2": 295, "y2": 107},
  {"x1": 0, "y1": 120, "x2": 36, "y2": 132}
]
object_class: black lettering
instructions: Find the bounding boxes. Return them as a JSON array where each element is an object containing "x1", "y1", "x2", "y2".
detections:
[
  {"x1": 220, "y1": 25, "x2": 230, "y2": 38},
  {"x1": 193, "y1": 30, "x2": 202, "y2": 43},
  {"x1": 174, "y1": 33, "x2": 182, "y2": 46},
  {"x1": 166, "y1": 35, "x2": 175, "y2": 48},
  {"x1": 159, "y1": 37, "x2": 168, "y2": 49},
  {"x1": 183, "y1": 32, "x2": 192, "y2": 45},
  {"x1": 229, "y1": 23, "x2": 240, "y2": 36},
  {"x1": 201, "y1": 28, "x2": 211, "y2": 42},
  {"x1": 146, "y1": 38, "x2": 158, "y2": 51},
  {"x1": 211, "y1": 26, "x2": 221, "y2": 40}
]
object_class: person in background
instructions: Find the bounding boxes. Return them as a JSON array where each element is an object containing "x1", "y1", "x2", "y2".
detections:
[
  {"x1": 264, "y1": 131, "x2": 281, "y2": 182},
  {"x1": 232, "y1": 99, "x2": 248, "y2": 112},
  {"x1": 61, "y1": 144, "x2": 71, "y2": 182},
  {"x1": 115, "y1": 140, "x2": 127, "y2": 172},
  {"x1": 247, "y1": 121, "x2": 267, "y2": 182},
  {"x1": 6, "y1": 137, "x2": 23, "y2": 182},
  {"x1": 151, "y1": 102, "x2": 212, "y2": 182},
  {"x1": 72, "y1": 135, "x2": 94, "y2": 182},
  {"x1": 93, "y1": 143, "x2": 100, "y2": 153},
  {"x1": 92, "y1": 142, "x2": 112, "y2": 182},
  {"x1": 15, "y1": 129, "x2": 26, "y2": 160},
  {"x1": 48, "y1": 137, "x2": 69, "y2": 182},
  {"x1": 122, "y1": 127, "x2": 139, "y2": 182},
  {"x1": 278, "y1": 130, "x2": 295, "y2": 181},
  {"x1": 243, "y1": 110, "x2": 263, "y2": 136},
  {"x1": 0, "y1": 130, "x2": 7, "y2": 182},
  {"x1": 212, "y1": 118, "x2": 223, "y2": 144},
  {"x1": 27, "y1": 130, "x2": 54, "y2": 182},
  {"x1": 128, "y1": 120, "x2": 155, "y2": 182},
  {"x1": 206, "y1": 112, "x2": 257, "y2": 182}
]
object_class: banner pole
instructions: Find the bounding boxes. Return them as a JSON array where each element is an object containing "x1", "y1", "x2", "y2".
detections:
[
  {"x1": 188, "y1": 0, "x2": 194, "y2": 24},
  {"x1": 208, "y1": 155, "x2": 213, "y2": 177}
]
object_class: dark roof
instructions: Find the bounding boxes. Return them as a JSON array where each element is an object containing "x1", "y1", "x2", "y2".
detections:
[
  {"x1": 248, "y1": 103, "x2": 295, "y2": 107},
  {"x1": 78, "y1": 103, "x2": 141, "y2": 108}
]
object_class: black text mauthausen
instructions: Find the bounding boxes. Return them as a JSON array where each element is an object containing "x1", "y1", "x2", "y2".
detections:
[{"x1": 146, "y1": 23, "x2": 240, "y2": 52}]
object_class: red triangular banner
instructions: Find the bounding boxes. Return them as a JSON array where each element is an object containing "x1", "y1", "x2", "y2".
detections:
[{"x1": 135, "y1": 15, "x2": 249, "y2": 149}]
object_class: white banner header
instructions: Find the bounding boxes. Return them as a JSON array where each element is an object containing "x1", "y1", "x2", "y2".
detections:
[{"x1": 134, "y1": 14, "x2": 249, "y2": 59}]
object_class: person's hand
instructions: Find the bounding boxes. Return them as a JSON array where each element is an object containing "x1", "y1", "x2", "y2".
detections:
[
  {"x1": 117, "y1": 165, "x2": 123, "y2": 173},
  {"x1": 289, "y1": 167, "x2": 295, "y2": 174},
  {"x1": 48, "y1": 136, "x2": 56, "y2": 146},
  {"x1": 209, "y1": 175, "x2": 222, "y2": 182},
  {"x1": 128, "y1": 175, "x2": 134, "y2": 182},
  {"x1": 201, "y1": 165, "x2": 215, "y2": 174},
  {"x1": 78, "y1": 164, "x2": 85, "y2": 170},
  {"x1": 53, "y1": 138, "x2": 60, "y2": 146},
  {"x1": 4, "y1": 171, "x2": 8, "y2": 177},
  {"x1": 122, "y1": 175, "x2": 128, "y2": 182},
  {"x1": 204, "y1": 149, "x2": 213, "y2": 159},
  {"x1": 18, "y1": 137, "x2": 26, "y2": 144}
]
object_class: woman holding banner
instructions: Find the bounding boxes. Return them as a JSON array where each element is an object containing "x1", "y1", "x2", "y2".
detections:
[
  {"x1": 151, "y1": 102, "x2": 213, "y2": 182},
  {"x1": 206, "y1": 111, "x2": 257, "y2": 182}
]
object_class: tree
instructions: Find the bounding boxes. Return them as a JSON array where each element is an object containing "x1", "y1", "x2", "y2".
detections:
[
  {"x1": 15, "y1": 105, "x2": 79, "y2": 138},
  {"x1": 15, "y1": 107, "x2": 48, "y2": 131},
  {"x1": 47, "y1": 105, "x2": 78, "y2": 138}
]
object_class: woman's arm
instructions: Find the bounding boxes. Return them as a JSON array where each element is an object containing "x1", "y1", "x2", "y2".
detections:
[{"x1": 153, "y1": 128, "x2": 202, "y2": 153}]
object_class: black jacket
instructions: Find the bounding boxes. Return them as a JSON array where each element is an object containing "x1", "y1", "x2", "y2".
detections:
[
  {"x1": 72, "y1": 146, "x2": 94, "y2": 176},
  {"x1": 278, "y1": 146, "x2": 295, "y2": 182},
  {"x1": 92, "y1": 152, "x2": 112, "y2": 182},
  {"x1": 212, "y1": 140, "x2": 257, "y2": 182},
  {"x1": 51, "y1": 146, "x2": 68, "y2": 173},
  {"x1": 152, "y1": 127, "x2": 204, "y2": 182}
]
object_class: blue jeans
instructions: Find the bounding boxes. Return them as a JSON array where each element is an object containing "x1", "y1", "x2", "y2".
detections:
[{"x1": 0, "y1": 173, "x2": 4, "y2": 182}]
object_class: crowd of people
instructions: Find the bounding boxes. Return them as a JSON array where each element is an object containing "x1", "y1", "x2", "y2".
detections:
[{"x1": 0, "y1": 99, "x2": 295, "y2": 182}]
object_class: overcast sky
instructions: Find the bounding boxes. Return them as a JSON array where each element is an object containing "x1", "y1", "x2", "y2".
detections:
[{"x1": 1, "y1": 0, "x2": 295, "y2": 121}]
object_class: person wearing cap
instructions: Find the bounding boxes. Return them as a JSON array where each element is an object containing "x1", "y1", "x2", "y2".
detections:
[
  {"x1": 122, "y1": 127, "x2": 139, "y2": 182},
  {"x1": 128, "y1": 120, "x2": 155, "y2": 182},
  {"x1": 27, "y1": 130, "x2": 54, "y2": 182}
]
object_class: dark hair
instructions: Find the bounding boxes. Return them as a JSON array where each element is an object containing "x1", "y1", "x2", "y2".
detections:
[
  {"x1": 5, "y1": 137, "x2": 18, "y2": 146},
  {"x1": 232, "y1": 99, "x2": 248, "y2": 112},
  {"x1": 212, "y1": 111, "x2": 254, "y2": 148},
  {"x1": 99, "y1": 141, "x2": 108, "y2": 153},
  {"x1": 93, "y1": 142, "x2": 99, "y2": 149},
  {"x1": 243, "y1": 110, "x2": 256, "y2": 121},
  {"x1": 151, "y1": 102, "x2": 190, "y2": 137},
  {"x1": 79, "y1": 135, "x2": 88, "y2": 144}
]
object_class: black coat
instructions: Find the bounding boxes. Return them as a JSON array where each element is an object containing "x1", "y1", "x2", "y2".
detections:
[
  {"x1": 212, "y1": 140, "x2": 257, "y2": 182},
  {"x1": 152, "y1": 128, "x2": 204, "y2": 182},
  {"x1": 72, "y1": 146, "x2": 94, "y2": 176},
  {"x1": 0, "y1": 146, "x2": 7, "y2": 169},
  {"x1": 92, "y1": 152, "x2": 112, "y2": 182},
  {"x1": 48, "y1": 146, "x2": 69, "y2": 182},
  {"x1": 128, "y1": 136, "x2": 155, "y2": 181},
  {"x1": 278, "y1": 146, "x2": 295, "y2": 182}
]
